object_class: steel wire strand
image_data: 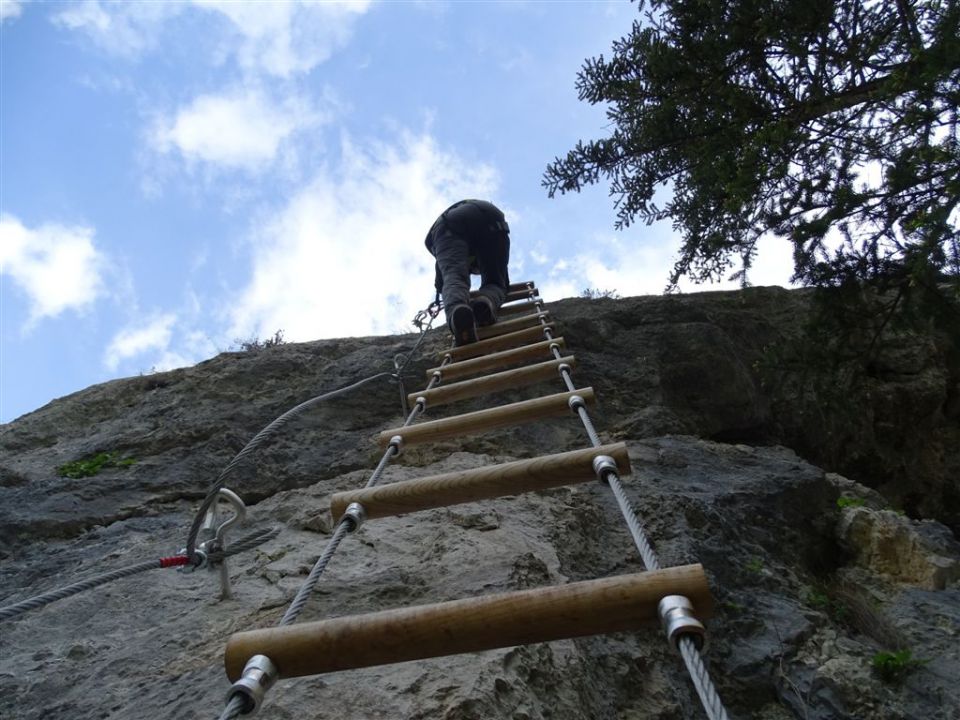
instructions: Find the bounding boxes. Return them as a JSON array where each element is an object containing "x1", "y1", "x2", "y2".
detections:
[
  {"x1": 0, "y1": 526, "x2": 279, "y2": 622},
  {"x1": 278, "y1": 360, "x2": 445, "y2": 626},
  {"x1": 215, "y1": 325, "x2": 451, "y2": 716},
  {"x1": 280, "y1": 519, "x2": 353, "y2": 626},
  {"x1": 575, "y1": 406, "x2": 603, "y2": 448},
  {"x1": 207, "y1": 527, "x2": 281, "y2": 563},
  {"x1": 217, "y1": 694, "x2": 247, "y2": 720},
  {"x1": 606, "y1": 471, "x2": 662, "y2": 571},
  {"x1": 190, "y1": 311, "x2": 441, "y2": 561},
  {"x1": 0, "y1": 558, "x2": 165, "y2": 621},
  {"x1": 556, "y1": 353, "x2": 661, "y2": 571},
  {"x1": 546, "y1": 291, "x2": 728, "y2": 720},
  {"x1": 185, "y1": 372, "x2": 396, "y2": 559},
  {"x1": 679, "y1": 636, "x2": 731, "y2": 720}
]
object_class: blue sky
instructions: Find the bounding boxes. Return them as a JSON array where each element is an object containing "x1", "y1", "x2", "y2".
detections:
[{"x1": 0, "y1": 0, "x2": 793, "y2": 423}]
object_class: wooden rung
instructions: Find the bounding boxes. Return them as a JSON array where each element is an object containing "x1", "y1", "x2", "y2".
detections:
[
  {"x1": 503, "y1": 287, "x2": 540, "y2": 302},
  {"x1": 498, "y1": 300, "x2": 543, "y2": 318},
  {"x1": 331, "y1": 442, "x2": 630, "y2": 521},
  {"x1": 427, "y1": 338, "x2": 565, "y2": 383},
  {"x1": 377, "y1": 388, "x2": 595, "y2": 447},
  {"x1": 439, "y1": 325, "x2": 552, "y2": 362},
  {"x1": 409, "y1": 356, "x2": 575, "y2": 409},
  {"x1": 477, "y1": 312, "x2": 549, "y2": 341},
  {"x1": 224, "y1": 564, "x2": 713, "y2": 680},
  {"x1": 471, "y1": 281, "x2": 535, "y2": 296}
]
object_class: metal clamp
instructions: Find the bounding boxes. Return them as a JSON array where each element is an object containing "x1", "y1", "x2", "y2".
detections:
[
  {"x1": 431, "y1": 370, "x2": 442, "y2": 382},
  {"x1": 658, "y1": 595, "x2": 706, "y2": 650},
  {"x1": 343, "y1": 502, "x2": 367, "y2": 532},
  {"x1": 548, "y1": 342, "x2": 561, "y2": 354},
  {"x1": 592, "y1": 455, "x2": 618, "y2": 484},
  {"x1": 415, "y1": 395, "x2": 428, "y2": 411},
  {"x1": 227, "y1": 654, "x2": 279, "y2": 714},
  {"x1": 179, "y1": 547, "x2": 208, "y2": 572},
  {"x1": 557, "y1": 363, "x2": 572, "y2": 377},
  {"x1": 568, "y1": 394, "x2": 586, "y2": 412},
  {"x1": 388, "y1": 434, "x2": 404, "y2": 456},
  {"x1": 195, "y1": 489, "x2": 247, "y2": 599}
]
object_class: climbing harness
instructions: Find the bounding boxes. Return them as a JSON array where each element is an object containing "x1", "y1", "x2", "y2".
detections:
[{"x1": 214, "y1": 282, "x2": 730, "y2": 720}]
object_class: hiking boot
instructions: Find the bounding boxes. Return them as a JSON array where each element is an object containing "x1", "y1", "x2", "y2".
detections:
[
  {"x1": 449, "y1": 304, "x2": 478, "y2": 346},
  {"x1": 471, "y1": 295, "x2": 497, "y2": 327}
]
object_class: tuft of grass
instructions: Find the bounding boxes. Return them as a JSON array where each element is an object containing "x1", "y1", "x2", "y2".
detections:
[
  {"x1": 871, "y1": 649, "x2": 927, "y2": 683},
  {"x1": 803, "y1": 587, "x2": 850, "y2": 623},
  {"x1": 233, "y1": 329, "x2": 286, "y2": 352},
  {"x1": 837, "y1": 496, "x2": 866, "y2": 509},
  {"x1": 745, "y1": 557, "x2": 764, "y2": 574},
  {"x1": 579, "y1": 287, "x2": 621, "y2": 299},
  {"x1": 58, "y1": 452, "x2": 136, "y2": 479}
]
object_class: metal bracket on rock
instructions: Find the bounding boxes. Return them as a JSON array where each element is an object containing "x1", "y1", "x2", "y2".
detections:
[{"x1": 185, "y1": 488, "x2": 247, "y2": 600}]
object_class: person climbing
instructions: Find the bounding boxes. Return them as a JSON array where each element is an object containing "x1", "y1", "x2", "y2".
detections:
[{"x1": 425, "y1": 199, "x2": 511, "y2": 346}]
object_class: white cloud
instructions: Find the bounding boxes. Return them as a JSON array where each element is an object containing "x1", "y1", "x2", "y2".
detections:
[
  {"x1": 229, "y1": 132, "x2": 498, "y2": 342},
  {"x1": 536, "y1": 231, "x2": 796, "y2": 302},
  {"x1": 52, "y1": 1, "x2": 177, "y2": 57},
  {"x1": 103, "y1": 306, "x2": 218, "y2": 374},
  {"x1": 152, "y1": 88, "x2": 323, "y2": 171},
  {"x1": 52, "y1": 0, "x2": 371, "y2": 77},
  {"x1": 104, "y1": 313, "x2": 177, "y2": 371},
  {"x1": 196, "y1": 0, "x2": 371, "y2": 77},
  {"x1": 1, "y1": 0, "x2": 23, "y2": 24},
  {"x1": 0, "y1": 214, "x2": 105, "y2": 323}
]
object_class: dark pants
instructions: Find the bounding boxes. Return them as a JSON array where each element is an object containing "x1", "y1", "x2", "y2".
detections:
[{"x1": 431, "y1": 204, "x2": 509, "y2": 327}]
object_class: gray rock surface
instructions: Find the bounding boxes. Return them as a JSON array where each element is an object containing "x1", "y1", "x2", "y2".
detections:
[{"x1": 1, "y1": 288, "x2": 958, "y2": 719}]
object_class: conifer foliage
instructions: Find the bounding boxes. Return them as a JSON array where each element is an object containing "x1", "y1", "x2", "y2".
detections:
[{"x1": 544, "y1": 0, "x2": 960, "y2": 290}]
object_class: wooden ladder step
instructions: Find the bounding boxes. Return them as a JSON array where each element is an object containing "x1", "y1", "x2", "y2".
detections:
[
  {"x1": 471, "y1": 281, "x2": 536, "y2": 295},
  {"x1": 224, "y1": 565, "x2": 714, "y2": 680},
  {"x1": 426, "y1": 338, "x2": 565, "y2": 383},
  {"x1": 476, "y1": 312, "x2": 549, "y2": 341},
  {"x1": 331, "y1": 442, "x2": 630, "y2": 521},
  {"x1": 409, "y1": 356, "x2": 574, "y2": 409},
  {"x1": 378, "y1": 388, "x2": 595, "y2": 447},
  {"x1": 439, "y1": 324, "x2": 552, "y2": 362},
  {"x1": 502, "y1": 286, "x2": 539, "y2": 302},
  {"x1": 498, "y1": 300, "x2": 543, "y2": 318}
]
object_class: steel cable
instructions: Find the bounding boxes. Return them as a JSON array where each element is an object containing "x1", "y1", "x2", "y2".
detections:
[
  {"x1": 547, "y1": 302, "x2": 729, "y2": 720},
  {"x1": 575, "y1": 405, "x2": 603, "y2": 447},
  {"x1": 280, "y1": 519, "x2": 353, "y2": 626},
  {"x1": 217, "y1": 694, "x2": 247, "y2": 720},
  {"x1": 0, "y1": 558, "x2": 172, "y2": 622},
  {"x1": 215, "y1": 326, "x2": 448, "y2": 716},
  {"x1": 189, "y1": 307, "x2": 441, "y2": 562},
  {"x1": 207, "y1": 526, "x2": 281, "y2": 563},
  {"x1": 679, "y1": 636, "x2": 731, "y2": 720},
  {"x1": 0, "y1": 526, "x2": 279, "y2": 622},
  {"x1": 185, "y1": 372, "x2": 395, "y2": 559},
  {"x1": 606, "y1": 473, "x2": 662, "y2": 571}
]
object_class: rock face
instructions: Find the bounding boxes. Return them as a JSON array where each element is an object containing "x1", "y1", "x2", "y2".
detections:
[{"x1": 1, "y1": 287, "x2": 958, "y2": 720}]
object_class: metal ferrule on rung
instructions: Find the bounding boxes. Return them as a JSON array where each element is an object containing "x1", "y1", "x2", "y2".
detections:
[{"x1": 658, "y1": 595, "x2": 706, "y2": 650}]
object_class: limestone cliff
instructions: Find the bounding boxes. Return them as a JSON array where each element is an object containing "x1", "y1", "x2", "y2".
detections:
[{"x1": 1, "y1": 287, "x2": 958, "y2": 720}]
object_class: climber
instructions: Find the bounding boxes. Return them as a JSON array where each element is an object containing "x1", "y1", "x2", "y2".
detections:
[{"x1": 425, "y1": 199, "x2": 511, "y2": 346}]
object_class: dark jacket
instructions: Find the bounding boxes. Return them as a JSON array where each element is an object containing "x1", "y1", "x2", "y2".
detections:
[{"x1": 425, "y1": 199, "x2": 510, "y2": 292}]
